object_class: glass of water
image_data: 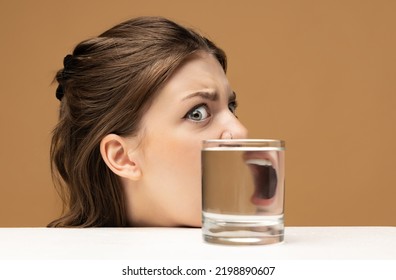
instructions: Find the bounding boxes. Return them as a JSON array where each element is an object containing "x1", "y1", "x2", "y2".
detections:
[{"x1": 202, "y1": 139, "x2": 285, "y2": 245}]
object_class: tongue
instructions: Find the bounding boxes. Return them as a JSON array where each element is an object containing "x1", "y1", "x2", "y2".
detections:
[{"x1": 253, "y1": 165, "x2": 277, "y2": 199}]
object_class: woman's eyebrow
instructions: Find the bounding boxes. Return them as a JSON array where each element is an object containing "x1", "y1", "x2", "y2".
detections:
[{"x1": 182, "y1": 91, "x2": 219, "y2": 101}]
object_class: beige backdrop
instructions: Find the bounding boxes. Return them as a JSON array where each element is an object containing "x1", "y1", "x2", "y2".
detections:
[{"x1": 1, "y1": 0, "x2": 395, "y2": 227}]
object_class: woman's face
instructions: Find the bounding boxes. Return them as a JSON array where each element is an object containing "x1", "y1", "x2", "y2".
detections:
[{"x1": 125, "y1": 52, "x2": 248, "y2": 227}]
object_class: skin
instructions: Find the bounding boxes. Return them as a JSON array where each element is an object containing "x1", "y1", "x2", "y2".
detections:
[{"x1": 101, "y1": 51, "x2": 248, "y2": 227}]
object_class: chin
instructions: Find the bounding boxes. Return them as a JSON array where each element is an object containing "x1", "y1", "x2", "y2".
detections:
[
  {"x1": 179, "y1": 215, "x2": 202, "y2": 228},
  {"x1": 191, "y1": 219, "x2": 202, "y2": 228},
  {"x1": 182, "y1": 222, "x2": 201, "y2": 228}
]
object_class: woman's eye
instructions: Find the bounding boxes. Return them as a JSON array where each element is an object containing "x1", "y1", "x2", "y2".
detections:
[
  {"x1": 185, "y1": 104, "x2": 210, "y2": 122},
  {"x1": 228, "y1": 101, "x2": 238, "y2": 115}
]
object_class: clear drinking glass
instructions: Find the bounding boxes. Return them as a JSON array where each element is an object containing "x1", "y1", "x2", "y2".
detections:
[{"x1": 202, "y1": 139, "x2": 285, "y2": 245}]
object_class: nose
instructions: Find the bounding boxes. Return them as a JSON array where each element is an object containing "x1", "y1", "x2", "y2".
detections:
[{"x1": 219, "y1": 113, "x2": 248, "y2": 139}]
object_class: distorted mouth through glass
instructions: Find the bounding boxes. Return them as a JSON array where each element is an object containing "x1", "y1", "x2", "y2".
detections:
[{"x1": 244, "y1": 151, "x2": 278, "y2": 207}]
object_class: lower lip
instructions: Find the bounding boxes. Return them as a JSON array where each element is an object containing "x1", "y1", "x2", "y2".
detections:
[{"x1": 251, "y1": 195, "x2": 276, "y2": 206}]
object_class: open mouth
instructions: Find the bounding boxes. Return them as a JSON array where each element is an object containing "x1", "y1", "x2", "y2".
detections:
[{"x1": 245, "y1": 155, "x2": 278, "y2": 206}]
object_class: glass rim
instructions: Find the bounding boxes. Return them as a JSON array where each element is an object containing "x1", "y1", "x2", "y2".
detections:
[
  {"x1": 202, "y1": 138, "x2": 285, "y2": 149},
  {"x1": 203, "y1": 138, "x2": 284, "y2": 143}
]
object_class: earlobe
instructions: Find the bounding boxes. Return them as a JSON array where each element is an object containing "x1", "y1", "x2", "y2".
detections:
[{"x1": 100, "y1": 134, "x2": 142, "y2": 180}]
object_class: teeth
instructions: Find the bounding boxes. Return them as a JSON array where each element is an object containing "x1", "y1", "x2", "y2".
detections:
[{"x1": 245, "y1": 159, "x2": 272, "y2": 166}]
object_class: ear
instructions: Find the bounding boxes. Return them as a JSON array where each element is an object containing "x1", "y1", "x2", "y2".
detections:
[{"x1": 100, "y1": 134, "x2": 142, "y2": 181}]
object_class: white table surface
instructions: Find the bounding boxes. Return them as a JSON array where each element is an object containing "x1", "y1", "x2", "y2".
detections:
[{"x1": 0, "y1": 227, "x2": 395, "y2": 260}]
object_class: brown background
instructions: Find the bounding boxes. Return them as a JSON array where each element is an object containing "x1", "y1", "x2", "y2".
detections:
[{"x1": 1, "y1": 0, "x2": 395, "y2": 227}]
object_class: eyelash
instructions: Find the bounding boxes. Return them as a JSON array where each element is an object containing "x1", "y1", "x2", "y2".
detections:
[{"x1": 229, "y1": 100, "x2": 238, "y2": 115}]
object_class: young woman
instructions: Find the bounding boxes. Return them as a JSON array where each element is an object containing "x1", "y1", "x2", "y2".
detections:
[{"x1": 49, "y1": 16, "x2": 248, "y2": 227}]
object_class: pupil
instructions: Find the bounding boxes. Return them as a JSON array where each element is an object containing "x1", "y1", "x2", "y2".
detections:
[{"x1": 193, "y1": 112, "x2": 201, "y2": 119}]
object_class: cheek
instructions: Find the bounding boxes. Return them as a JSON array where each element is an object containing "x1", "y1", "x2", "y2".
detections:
[
  {"x1": 167, "y1": 141, "x2": 201, "y2": 178},
  {"x1": 144, "y1": 137, "x2": 202, "y2": 182},
  {"x1": 146, "y1": 138, "x2": 202, "y2": 213},
  {"x1": 139, "y1": 131, "x2": 205, "y2": 225}
]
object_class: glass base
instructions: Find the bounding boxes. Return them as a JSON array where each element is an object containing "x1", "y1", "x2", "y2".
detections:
[{"x1": 202, "y1": 212, "x2": 284, "y2": 245}]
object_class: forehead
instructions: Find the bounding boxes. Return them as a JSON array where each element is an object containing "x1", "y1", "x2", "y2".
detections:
[{"x1": 159, "y1": 52, "x2": 230, "y2": 97}]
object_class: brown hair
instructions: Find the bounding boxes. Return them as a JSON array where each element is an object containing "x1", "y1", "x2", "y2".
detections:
[{"x1": 49, "y1": 16, "x2": 227, "y2": 227}]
